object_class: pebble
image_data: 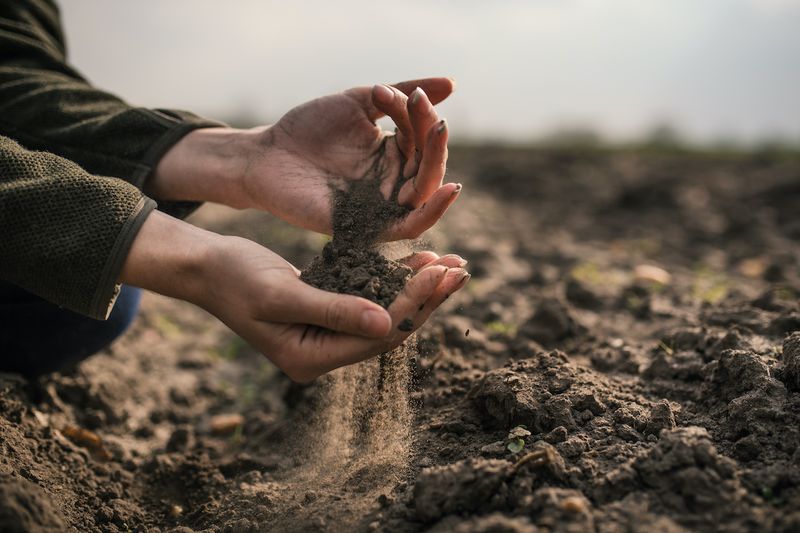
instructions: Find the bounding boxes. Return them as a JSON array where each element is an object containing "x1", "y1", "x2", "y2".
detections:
[
  {"x1": 634, "y1": 264, "x2": 671, "y2": 286},
  {"x1": 209, "y1": 413, "x2": 244, "y2": 435}
]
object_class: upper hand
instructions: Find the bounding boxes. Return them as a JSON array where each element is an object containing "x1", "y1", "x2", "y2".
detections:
[{"x1": 240, "y1": 77, "x2": 461, "y2": 240}]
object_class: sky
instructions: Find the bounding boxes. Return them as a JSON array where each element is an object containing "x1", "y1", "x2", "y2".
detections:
[{"x1": 59, "y1": 0, "x2": 800, "y2": 145}]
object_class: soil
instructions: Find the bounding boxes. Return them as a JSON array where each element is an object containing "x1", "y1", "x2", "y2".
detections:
[
  {"x1": 1, "y1": 145, "x2": 800, "y2": 532},
  {"x1": 301, "y1": 175, "x2": 412, "y2": 308}
]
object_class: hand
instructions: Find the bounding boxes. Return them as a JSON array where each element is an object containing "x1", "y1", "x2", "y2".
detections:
[
  {"x1": 121, "y1": 211, "x2": 470, "y2": 382},
  {"x1": 150, "y1": 77, "x2": 461, "y2": 241},
  {"x1": 246, "y1": 77, "x2": 460, "y2": 239}
]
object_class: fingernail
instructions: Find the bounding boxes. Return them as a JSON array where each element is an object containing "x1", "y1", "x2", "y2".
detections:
[
  {"x1": 457, "y1": 257, "x2": 468, "y2": 267},
  {"x1": 373, "y1": 84, "x2": 393, "y2": 104},
  {"x1": 448, "y1": 77, "x2": 458, "y2": 91},
  {"x1": 361, "y1": 309, "x2": 391, "y2": 335},
  {"x1": 410, "y1": 87, "x2": 423, "y2": 105},
  {"x1": 437, "y1": 119, "x2": 447, "y2": 134},
  {"x1": 447, "y1": 267, "x2": 466, "y2": 279},
  {"x1": 451, "y1": 183, "x2": 462, "y2": 197}
]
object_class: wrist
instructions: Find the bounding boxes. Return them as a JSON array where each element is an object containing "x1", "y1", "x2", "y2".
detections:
[
  {"x1": 119, "y1": 210, "x2": 225, "y2": 307},
  {"x1": 146, "y1": 126, "x2": 267, "y2": 209}
]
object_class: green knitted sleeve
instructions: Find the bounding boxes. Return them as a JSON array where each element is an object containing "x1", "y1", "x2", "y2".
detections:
[
  {"x1": 0, "y1": 135, "x2": 155, "y2": 319},
  {"x1": 0, "y1": 0, "x2": 225, "y2": 218}
]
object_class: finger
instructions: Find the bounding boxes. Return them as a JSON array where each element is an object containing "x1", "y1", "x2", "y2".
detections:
[
  {"x1": 371, "y1": 85, "x2": 414, "y2": 156},
  {"x1": 427, "y1": 254, "x2": 468, "y2": 269},
  {"x1": 293, "y1": 266, "x2": 450, "y2": 374},
  {"x1": 384, "y1": 265, "x2": 450, "y2": 340},
  {"x1": 272, "y1": 281, "x2": 393, "y2": 338},
  {"x1": 407, "y1": 87, "x2": 440, "y2": 167},
  {"x1": 392, "y1": 77, "x2": 456, "y2": 107},
  {"x1": 343, "y1": 77, "x2": 454, "y2": 124},
  {"x1": 398, "y1": 119, "x2": 448, "y2": 207},
  {"x1": 422, "y1": 268, "x2": 471, "y2": 312},
  {"x1": 385, "y1": 182, "x2": 462, "y2": 241},
  {"x1": 397, "y1": 252, "x2": 466, "y2": 271},
  {"x1": 398, "y1": 251, "x2": 439, "y2": 270}
]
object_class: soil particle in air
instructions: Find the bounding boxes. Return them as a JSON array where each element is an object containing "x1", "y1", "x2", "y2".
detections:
[{"x1": 301, "y1": 178, "x2": 412, "y2": 308}]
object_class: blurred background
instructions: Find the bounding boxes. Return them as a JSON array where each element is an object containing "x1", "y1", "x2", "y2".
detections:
[{"x1": 60, "y1": 0, "x2": 800, "y2": 148}]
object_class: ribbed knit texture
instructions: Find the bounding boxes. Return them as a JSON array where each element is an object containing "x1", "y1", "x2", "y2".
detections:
[
  {"x1": 0, "y1": 136, "x2": 155, "y2": 318},
  {"x1": 0, "y1": 0, "x2": 224, "y2": 317}
]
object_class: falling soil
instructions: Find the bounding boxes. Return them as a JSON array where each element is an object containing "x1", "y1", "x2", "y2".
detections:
[
  {"x1": 1, "y1": 146, "x2": 800, "y2": 532},
  {"x1": 301, "y1": 177, "x2": 413, "y2": 309}
]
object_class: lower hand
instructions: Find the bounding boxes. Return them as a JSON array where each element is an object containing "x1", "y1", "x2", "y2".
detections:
[{"x1": 121, "y1": 211, "x2": 469, "y2": 382}]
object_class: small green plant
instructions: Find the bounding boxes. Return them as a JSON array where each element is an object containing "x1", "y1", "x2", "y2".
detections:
[
  {"x1": 625, "y1": 293, "x2": 645, "y2": 313},
  {"x1": 153, "y1": 314, "x2": 181, "y2": 337},
  {"x1": 486, "y1": 321, "x2": 517, "y2": 336},
  {"x1": 506, "y1": 425, "x2": 531, "y2": 454},
  {"x1": 571, "y1": 262, "x2": 603, "y2": 285},
  {"x1": 691, "y1": 265, "x2": 730, "y2": 304},
  {"x1": 761, "y1": 487, "x2": 784, "y2": 506}
]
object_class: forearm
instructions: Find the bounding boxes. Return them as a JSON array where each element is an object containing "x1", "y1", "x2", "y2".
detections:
[{"x1": 146, "y1": 127, "x2": 267, "y2": 209}]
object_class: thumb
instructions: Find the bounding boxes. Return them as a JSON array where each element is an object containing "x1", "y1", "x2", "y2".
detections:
[{"x1": 283, "y1": 282, "x2": 393, "y2": 338}]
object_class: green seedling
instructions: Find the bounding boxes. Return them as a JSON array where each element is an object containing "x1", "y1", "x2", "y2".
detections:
[
  {"x1": 486, "y1": 321, "x2": 517, "y2": 336},
  {"x1": 153, "y1": 314, "x2": 181, "y2": 338},
  {"x1": 506, "y1": 425, "x2": 531, "y2": 454},
  {"x1": 571, "y1": 262, "x2": 603, "y2": 285},
  {"x1": 691, "y1": 265, "x2": 730, "y2": 304}
]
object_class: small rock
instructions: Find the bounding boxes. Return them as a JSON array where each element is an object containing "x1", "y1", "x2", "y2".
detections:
[
  {"x1": 644, "y1": 400, "x2": 677, "y2": 436},
  {"x1": 634, "y1": 264, "x2": 671, "y2": 286},
  {"x1": 479, "y1": 441, "x2": 507, "y2": 457},
  {"x1": 565, "y1": 277, "x2": 603, "y2": 309},
  {"x1": 167, "y1": 426, "x2": 194, "y2": 453},
  {"x1": 544, "y1": 426, "x2": 568, "y2": 444},
  {"x1": 520, "y1": 298, "x2": 583, "y2": 345},
  {"x1": 209, "y1": 413, "x2": 244, "y2": 436},
  {"x1": 616, "y1": 424, "x2": 643, "y2": 442},
  {"x1": 733, "y1": 434, "x2": 761, "y2": 461}
]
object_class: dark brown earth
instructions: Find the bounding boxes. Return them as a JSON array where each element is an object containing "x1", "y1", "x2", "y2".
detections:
[
  {"x1": 1, "y1": 145, "x2": 800, "y2": 532},
  {"x1": 301, "y1": 174, "x2": 412, "y2": 308}
]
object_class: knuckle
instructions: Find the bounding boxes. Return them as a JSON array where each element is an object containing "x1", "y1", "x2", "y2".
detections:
[{"x1": 324, "y1": 298, "x2": 351, "y2": 331}]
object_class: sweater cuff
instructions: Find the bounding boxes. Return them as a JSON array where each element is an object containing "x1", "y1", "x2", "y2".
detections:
[
  {"x1": 89, "y1": 196, "x2": 156, "y2": 320},
  {"x1": 133, "y1": 109, "x2": 225, "y2": 220}
]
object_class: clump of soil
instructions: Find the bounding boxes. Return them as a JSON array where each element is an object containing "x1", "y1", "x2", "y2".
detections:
[{"x1": 301, "y1": 177, "x2": 413, "y2": 309}]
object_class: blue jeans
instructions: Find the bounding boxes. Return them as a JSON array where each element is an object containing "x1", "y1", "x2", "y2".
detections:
[{"x1": 0, "y1": 282, "x2": 141, "y2": 377}]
